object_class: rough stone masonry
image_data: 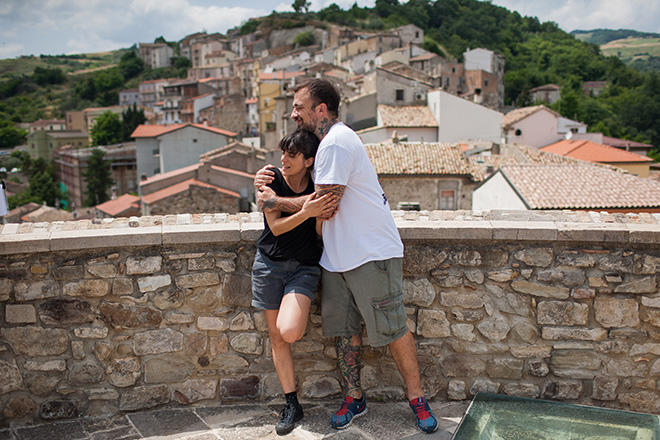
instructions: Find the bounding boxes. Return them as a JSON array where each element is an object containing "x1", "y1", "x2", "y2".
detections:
[{"x1": 1, "y1": 209, "x2": 660, "y2": 425}]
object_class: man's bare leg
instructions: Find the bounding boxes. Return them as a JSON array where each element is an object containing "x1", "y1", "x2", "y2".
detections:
[{"x1": 388, "y1": 330, "x2": 424, "y2": 400}]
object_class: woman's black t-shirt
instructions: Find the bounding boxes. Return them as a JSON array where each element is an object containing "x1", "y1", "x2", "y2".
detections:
[{"x1": 257, "y1": 167, "x2": 321, "y2": 266}]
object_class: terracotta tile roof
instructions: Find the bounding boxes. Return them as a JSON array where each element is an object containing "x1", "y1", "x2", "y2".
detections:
[
  {"x1": 499, "y1": 164, "x2": 660, "y2": 209},
  {"x1": 602, "y1": 136, "x2": 653, "y2": 149},
  {"x1": 96, "y1": 194, "x2": 140, "y2": 217},
  {"x1": 245, "y1": 97, "x2": 258, "y2": 104},
  {"x1": 21, "y1": 205, "x2": 74, "y2": 222},
  {"x1": 200, "y1": 141, "x2": 267, "y2": 162},
  {"x1": 377, "y1": 105, "x2": 438, "y2": 128},
  {"x1": 503, "y1": 105, "x2": 558, "y2": 128},
  {"x1": 410, "y1": 53, "x2": 439, "y2": 62},
  {"x1": 31, "y1": 119, "x2": 65, "y2": 126},
  {"x1": 542, "y1": 139, "x2": 653, "y2": 164},
  {"x1": 365, "y1": 142, "x2": 480, "y2": 179},
  {"x1": 529, "y1": 84, "x2": 561, "y2": 92},
  {"x1": 142, "y1": 179, "x2": 240, "y2": 204},
  {"x1": 131, "y1": 123, "x2": 236, "y2": 138},
  {"x1": 209, "y1": 164, "x2": 255, "y2": 179},
  {"x1": 140, "y1": 164, "x2": 201, "y2": 185},
  {"x1": 469, "y1": 143, "x2": 620, "y2": 180}
]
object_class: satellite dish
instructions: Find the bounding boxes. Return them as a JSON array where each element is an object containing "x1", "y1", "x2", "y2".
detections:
[{"x1": 565, "y1": 130, "x2": 573, "y2": 140}]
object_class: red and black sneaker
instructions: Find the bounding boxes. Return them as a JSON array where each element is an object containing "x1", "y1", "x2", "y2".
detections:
[
  {"x1": 409, "y1": 397, "x2": 438, "y2": 433},
  {"x1": 330, "y1": 396, "x2": 367, "y2": 429}
]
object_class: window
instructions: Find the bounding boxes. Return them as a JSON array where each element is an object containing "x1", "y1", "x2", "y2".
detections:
[
  {"x1": 193, "y1": 139, "x2": 198, "y2": 143},
  {"x1": 485, "y1": 79, "x2": 489, "y2": 87},
  {"x1": 440, "y1": 190, "x2": 455, "y2": 210},
  {"x1": 515, "y1": 129, "x2": 522, "y2": 136},
  {"x1": 266, "y1": 122, "x2": 276, "y2": 132},
  {"x1": 395, "y1": 89, "x2": 404, "y2": 101}
]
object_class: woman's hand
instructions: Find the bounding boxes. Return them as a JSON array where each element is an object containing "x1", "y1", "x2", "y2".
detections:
[
  {"x1": 254, "y1": 165, "x2": 276, "y2": 188},
  {"x1": 301, "y1": 192, "x2": 336, "y2": 219}
]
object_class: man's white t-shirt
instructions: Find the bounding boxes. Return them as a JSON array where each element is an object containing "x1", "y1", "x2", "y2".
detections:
[{"x1": 313, "y1": 122, "x2": 403, "y2": 272}]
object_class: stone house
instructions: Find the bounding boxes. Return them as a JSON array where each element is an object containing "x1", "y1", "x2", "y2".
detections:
[
  {"x1": 410, "y1": 52, "x2": 445, "y2": 78},
  {"x1": 392, "y1": 24, "x2": 424, "y2": 45},
  {"x1": 137, "y1": 140, "x2": 265, "y2": 215},
  {"x1": 503, "y1": 105, "x2": 586, "y2": 148},
  {"x1": 342, "y1": 67, "x2": 434, "y2": 130},
  {"x1": 26, "y1": 130, "x2": 89, "y2": 163},
  {"x1": 139, "y1": 78, "x2": 172, "y2": 109},
  {"x1": 463, "y1": 69, "x2": 500, "y2": 110},
  {"x1": 138, "y1": 42, "x2": 174, "y2": 69},
  {"x1": 131, "y1": 123, "x2": 236, "y2": 183},
  {"x1": 365, "y1": 141, "x2": 482, "y2": 210},
  {"x1": 357, "y1": 104, "x2": 438, "y2": 144},
  {"x1": 472, "y1": 163, "x2": 660, "y2": 213},
  {"x1": 529, "y1": 84, "x2": 561, "y2": 105},
  {"x1": 257, "y1": 70, "x2": 306, "y2": 135},
  {"x1": 28, "y1": 119, "x2": 66, "y2": 133},
  {"x1": 160, "y1": 79, "x2": 203, "y2": 124},
  {"x1": 427, "y1": 88, "x2": 503, "y2": 144},
  {"x1": 55, "y1": 142, "x2": 137, "y2": 210},
  {"x1": 181, "y1": 93, "x2": 215, "y2": 124},
  {"x1": 541, "y1": 139, "x2": 654, "y2": 178},
  {"x1": 119, "y1": 88, "x2": 141, "y2": 107},
  {"x1": 199, "y1": 93, "x2": 248, "y2": 138}
]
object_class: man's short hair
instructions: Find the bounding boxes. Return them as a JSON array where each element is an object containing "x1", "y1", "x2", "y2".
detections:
[{"x1": 293, "y1": 79, "x2": 340, "y2": 116}]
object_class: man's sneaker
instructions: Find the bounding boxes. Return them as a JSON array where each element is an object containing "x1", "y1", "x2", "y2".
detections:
[
  {"x1": 330, "y1": 396, "x2": 367, "y2": 429},
  {"x1": 276, "y1": 401, "x2": 304, "y2": 436},
  {"x1": 409, "y1": 397, "x2": 438, "y2": 433}
]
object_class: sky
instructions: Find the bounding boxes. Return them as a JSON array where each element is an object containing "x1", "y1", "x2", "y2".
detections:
[{"x1": 1, "y1": 0, "x2": 659, "y2": 59}]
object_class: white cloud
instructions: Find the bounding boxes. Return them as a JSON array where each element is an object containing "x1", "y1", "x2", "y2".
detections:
[{"x1": 0, "y1": 42, "x2": 24, "y2": 58}]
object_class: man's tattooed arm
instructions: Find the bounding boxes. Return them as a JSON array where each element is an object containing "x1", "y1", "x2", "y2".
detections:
[
  {"x1": 258, "y1": 187, "x2": 310, "y2": 213},
  {"x1": 315, "y1": 183, "x2": 345, "y2": 219}
]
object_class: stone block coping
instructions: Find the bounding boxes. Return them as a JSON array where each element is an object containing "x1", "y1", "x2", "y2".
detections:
[{"x1": 1, "y1": 210, "x2": 659, "y2": 255}]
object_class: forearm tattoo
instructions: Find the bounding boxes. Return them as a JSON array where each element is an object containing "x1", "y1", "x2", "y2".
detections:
[
  {"x1": 263, "y1": 195, "x2": 308, "y2": 213},
  {"x1": 337, "y1": 336, "x2": 361, "y2": 396}
]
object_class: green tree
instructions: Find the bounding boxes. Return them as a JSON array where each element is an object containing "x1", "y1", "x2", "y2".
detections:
[
  {"x1": 294, "y1": 30, "x2": 315, "y2": 46},
  {"x1": 118, "y1": 50, "x2": 144, "y2": 79},
  {"x1": 120, "y1": 104, "x2": 146, "y2": 142},
  {"x1": 32, "y1": 67, "x2": 66, "y2": 86},
  {"x1": 91, "y1": 111, "x2": 122, "y2": 146},
  {"x1": 0, "y1": 119, "x2": 27, "y2": 149},
  {"x1": 292, "y1": 0, "x2": 311, "y2": 13},
  {"x1": 83, "y1": 148, "x2": 114, "y2": 207},
  {"x1": 27, "y1": 161, "x2": 60, "y2": 206}
]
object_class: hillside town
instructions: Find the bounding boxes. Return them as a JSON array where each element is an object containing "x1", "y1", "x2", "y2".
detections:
[{"x1": 8, "y1": 22, "x2": 660, "y2": 222}]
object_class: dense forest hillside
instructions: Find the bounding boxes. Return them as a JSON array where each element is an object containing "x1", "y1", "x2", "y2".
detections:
[{"x1": 1, "y1": 0, "x2": 659, "y2": 154}]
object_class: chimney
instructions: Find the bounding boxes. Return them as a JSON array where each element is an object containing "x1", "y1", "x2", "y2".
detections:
[{"x1": 392, "y1": 130, "x2": 399, "y2": 144}]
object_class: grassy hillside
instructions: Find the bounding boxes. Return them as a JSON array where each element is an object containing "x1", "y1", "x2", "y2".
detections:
[
  {"x1": 0, "y1": 51, "x2": 122, "y2": 80},
  {"x1": 600, "y1": 37, "x2": 660, "y2": 60},
  {"x1": 572, "y1": 29, "x2": 660, "y2": 72}
]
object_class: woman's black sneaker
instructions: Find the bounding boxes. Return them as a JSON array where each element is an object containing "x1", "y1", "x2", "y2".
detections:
[{"x1": 276, "y1": 401, "x2": 304, "y2": 435}]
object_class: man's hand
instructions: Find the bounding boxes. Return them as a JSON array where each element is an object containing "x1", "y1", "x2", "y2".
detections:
[
  {"x1": 254, "y1": 165, "x2": 276, "y2": 189},
  {"x1": 257, "y1": 185, "x2": 277, "y2": 212}
]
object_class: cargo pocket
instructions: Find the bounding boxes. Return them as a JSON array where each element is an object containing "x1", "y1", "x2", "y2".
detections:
[{"x1": 372, "y1": 293, "x2": 407, "y2": 337}]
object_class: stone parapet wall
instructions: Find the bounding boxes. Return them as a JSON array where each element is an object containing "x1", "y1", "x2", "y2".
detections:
[{"x1": 1, "y1": 210, "x2": 660, "y2": 425}]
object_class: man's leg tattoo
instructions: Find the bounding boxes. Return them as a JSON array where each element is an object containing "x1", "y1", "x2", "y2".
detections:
[{"x1": 337, "y1": 335, "x2": 361, "y2": 397}]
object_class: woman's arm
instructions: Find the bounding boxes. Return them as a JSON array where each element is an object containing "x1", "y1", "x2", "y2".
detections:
[{"x1": 265, "y1": 192, "x2": 336, "y2": 236}]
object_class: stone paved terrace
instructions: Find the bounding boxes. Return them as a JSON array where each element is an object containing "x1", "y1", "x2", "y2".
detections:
[{"x1": 2, "y1": 210, "x2": 660, "y2": 431}]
